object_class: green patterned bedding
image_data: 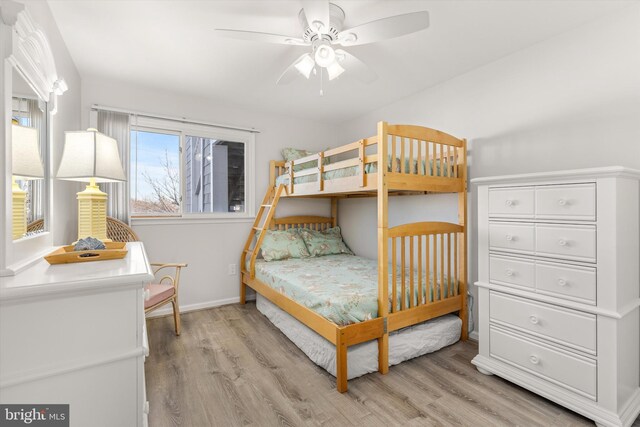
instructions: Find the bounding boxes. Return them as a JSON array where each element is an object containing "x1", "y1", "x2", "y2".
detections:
[
  {"x1": 250, "y1": 254, "x2": 457, "y2": 326},
  {"x1": 275, "y1": 157, "x2": 452, "y2": 186}
]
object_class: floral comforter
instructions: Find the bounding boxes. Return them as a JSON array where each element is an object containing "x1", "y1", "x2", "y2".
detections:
[{"x1": 251, "y1": 254, "x2": 457, "y2": 326}]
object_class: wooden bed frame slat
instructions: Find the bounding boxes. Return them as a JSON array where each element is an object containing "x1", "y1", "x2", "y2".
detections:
[{"x1": 241, "y1": 122, "x2": 468, "y2": 393}]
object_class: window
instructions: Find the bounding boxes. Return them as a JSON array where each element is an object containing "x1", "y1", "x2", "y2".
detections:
[
  {"x1": 184, "y1": 137, "x2": 245, "y2": 213},
  {"x1": 129, "y1": 117, "x2": 255, "y2": 219},
  {"x1": 130, "y1": 129, "x2": 181, "y2": 215}
]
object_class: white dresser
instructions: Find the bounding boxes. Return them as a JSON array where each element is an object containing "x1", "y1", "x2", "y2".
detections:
[
  {"x1": 0, "y1": 242, "x2": 154, "y2": 427},
  {"x1": 472, "y1": 167, "x2": 640, "y2": 427}
]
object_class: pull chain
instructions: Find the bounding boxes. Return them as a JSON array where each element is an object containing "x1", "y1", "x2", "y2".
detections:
[{"x1": 319, "y1": 67, "x2": 324, "y2": 96}]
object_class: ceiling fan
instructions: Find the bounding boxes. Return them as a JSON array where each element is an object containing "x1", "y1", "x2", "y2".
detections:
[{"x1": 215, "y1": 1, "x2": 429, "y2": 91}]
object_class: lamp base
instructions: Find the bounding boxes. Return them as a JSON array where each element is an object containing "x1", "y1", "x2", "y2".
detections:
[
  {"x1": 12, "y1": 177, "x2": 27, "y2": 240},
  {"x1": 77, "y1": 178, "x2": 109, "y2": 241}
]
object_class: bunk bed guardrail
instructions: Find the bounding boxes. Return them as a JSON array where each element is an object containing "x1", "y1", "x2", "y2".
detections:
[{"x1": 270, "y1": 124, "x2": 465, "y2": 196}]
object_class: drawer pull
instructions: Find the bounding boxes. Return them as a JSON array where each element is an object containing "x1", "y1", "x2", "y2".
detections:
[
  {"x1": 505, "y1": 234, "x2": 514, "y2": 241},
  {"x1": 557, "y1": 278, "x2": 567, "y2": 287},
  {"x1": 558, "y1": 198, "x2": 568, "y2": 206},
  {"x1": 505, "y1": 268, "x2": 514, "y2": 277},
  {"x1": 505, "y1": 199, "x2": 515, "y2": 207},
  {"x1": 558, "y1": 239, "x2": 567, "y2": 247},
  {"x1": 529, "y1": 355, "x2": 540, "y2": 365},
  {"x1": 529, "y1": 315, "x2": 539, "y2": 325}
]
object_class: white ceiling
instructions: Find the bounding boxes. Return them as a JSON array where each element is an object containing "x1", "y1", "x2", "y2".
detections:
[{"x1": 48, "y1": 0, "x2": 633, "y2": 124}]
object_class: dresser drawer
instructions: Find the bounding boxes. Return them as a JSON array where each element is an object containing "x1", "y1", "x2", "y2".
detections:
[
  {"x1": 489, "y1": 187, "x2": 534, "y2": 218},
  {"x1": 536, "y1": 224, "x2": 596, "y2": 263},
  {"x1": 489, "y1": 326, "x2": 596, "y2": 400},
  {"x1": 535, "y1": 183, "x2": 596, "y2": 221},
  {"x1": 489, "y1": 291, "x2": 596, "y2": 353},
  {"x1": 489, "y1": 222, "x2": 535, "y2": 254},
  {"x1": 536, "y1": 261, "x2": 596, "y2": 304},
  {"x1": 489, "y1": 255, "x2": 535, "y2": 290}
]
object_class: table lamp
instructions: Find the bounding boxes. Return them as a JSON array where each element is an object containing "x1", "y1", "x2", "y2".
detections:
[
  {"x1": 11, "y1": 122, "x2": 44, "y2": 239},
  {"x1": 56, "y1": 128, "x2": 126, "y2": 241}
]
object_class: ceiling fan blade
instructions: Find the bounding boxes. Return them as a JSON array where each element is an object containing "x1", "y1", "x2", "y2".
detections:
[
  {"x1": 301, "y1": 0, "x2": 330, "y2": 34},
  {"x1": 215, "y1": 29, "x2": 307, "y2": 46},
  {"x1": 276, "y1": 53, "x2": 314, "y2": 85},
  {"x1": 337, "y1": 11, "x2": 429, "y2": 46},
  {"x1": 335, "y1": 49, "x2": 377, "y2": 84}
]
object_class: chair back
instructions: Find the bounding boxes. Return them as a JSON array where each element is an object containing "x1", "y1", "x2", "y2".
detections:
[
  {"x1": 106, "y1": 217, "x2": 139, "y2": 242},
  {"x1": 27, "y1": 219, "x2": 44, "y2": 233}
]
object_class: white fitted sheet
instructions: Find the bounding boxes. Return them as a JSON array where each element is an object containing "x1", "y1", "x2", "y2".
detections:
[{"x1": 256, "y1": 294, "x2": 461, "y2": 380}]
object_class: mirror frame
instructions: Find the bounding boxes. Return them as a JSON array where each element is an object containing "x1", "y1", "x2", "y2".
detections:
[{"x1": 0, "y1": 1, "x2": 67, "y2": 276}]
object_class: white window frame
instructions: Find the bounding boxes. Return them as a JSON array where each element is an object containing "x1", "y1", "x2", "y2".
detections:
[{"x1": 129, "y1": 116, "x2": 255, "y2": 224}]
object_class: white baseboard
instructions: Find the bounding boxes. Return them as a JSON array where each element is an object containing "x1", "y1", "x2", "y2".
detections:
[
  {"x1": 469, "y1": 330, "x2": 479, "y2": 342},
  {"x1": 146, "y1": 294, "x2": 256, "y2": 318}
]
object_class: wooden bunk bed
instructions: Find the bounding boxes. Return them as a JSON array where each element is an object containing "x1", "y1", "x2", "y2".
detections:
[{"x1": 240, "y1": 121, "x2": 467, "y2": 392}]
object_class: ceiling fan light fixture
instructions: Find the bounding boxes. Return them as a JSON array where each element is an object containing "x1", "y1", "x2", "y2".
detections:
[
  {"x1": 314, "y1": 41, "x2": 335, "y2": 68},
  {"x1": 326, "y1": 61, "x2": 345, "y2": 80},
  {"x1": 294, "y1": 54, "x2": 315, "y2": 79}
]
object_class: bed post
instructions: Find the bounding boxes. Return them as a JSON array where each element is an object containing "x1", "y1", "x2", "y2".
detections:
[
  {"x1": 458, "y1": 139, "x2": 469, "y2": 340},
  {"x1": 269, "y1": 160, "x2": 276, "y2": 188},
  {"x1": 377, "y1": 121, "x2": 390, "y2": 375},
  {"x1": 331, "y1": 197, "x2": 338, "y2": 227},
  {"x1": 336, "y1": 328, "x2": 348, "y2": 392}
]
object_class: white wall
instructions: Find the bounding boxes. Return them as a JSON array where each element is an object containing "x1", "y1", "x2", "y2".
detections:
[
  {"x1": 337, "y1": 4, "x2": 640, "y2": 333},
  {"x1": 81, "y1": 78, "x2": 339, "y2": 314},
  {"x1": 67, "y1": 4, "x2": 640, "y2": 326},
  {"x1": 22, "y1": 0, "x2": 82, "y2": 246}
]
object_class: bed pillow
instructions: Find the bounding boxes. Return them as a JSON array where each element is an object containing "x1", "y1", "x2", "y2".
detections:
[
  {"x1": 282, "y1": 147, "x2": 316, "y2": 172},
  {"x1": 282, "y1": 147, "x2": 331, "y2": 172},
  {"x1": 259, "y1": 229, "x2": 311, "y2": 261},
  {"x1": 299, "y1": 226, "x2": 354, "y2": 257}
]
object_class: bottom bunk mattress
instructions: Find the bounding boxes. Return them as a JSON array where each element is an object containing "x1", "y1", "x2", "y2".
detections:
[
  {"x1": 256, "y1": 294, "x2": 461, "y2": 380},
  {"x1": 252, "y1": 254, "x2": 457, "y2": 326}
]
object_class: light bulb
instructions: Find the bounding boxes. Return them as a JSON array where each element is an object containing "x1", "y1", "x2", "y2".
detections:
[
  {"x1": 314, "y1": 41, "x2": 335, "y2": 68},
  {"x1": 294, "y1": 54, "x2": 315, "y2": 79}
]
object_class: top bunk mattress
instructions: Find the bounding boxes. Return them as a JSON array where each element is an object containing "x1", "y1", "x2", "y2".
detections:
[{"x1": 252, "y1": 254, "x2": 457, "y2": 326}]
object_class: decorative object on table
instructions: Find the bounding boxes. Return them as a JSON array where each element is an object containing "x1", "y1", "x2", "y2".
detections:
[
  {"x1": 11, "y1": 122, "x2": 44, "y2": 239},
  {"x1": 106, "y1": 216, "x2": 187, "y2": 336},
  {"x1": 73, "y1": 236, "x2": 106, "y2": 251},
  {"x1": 56, "y1": 128, "x2": 126, "y2": 241},
  {"x1": 44, "y1": 241, "x2": 127, "y2": 265}
]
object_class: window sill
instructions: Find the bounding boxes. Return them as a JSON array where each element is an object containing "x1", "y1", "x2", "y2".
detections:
[{"x1": 131, "y1": 216, "x2": 255, "y2": 226}]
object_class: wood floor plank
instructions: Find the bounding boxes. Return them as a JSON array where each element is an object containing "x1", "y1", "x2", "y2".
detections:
[{"x1": 145, "y1": 303, "x2": 639, "y2": 427}]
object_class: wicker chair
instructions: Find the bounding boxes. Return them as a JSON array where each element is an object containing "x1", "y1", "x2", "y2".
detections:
[
  {"x1": 26, "y1": 219, "x2": 44, "y2": 233},
  {"x1": 107, "y1": 216, "x2": 187, "y2": 336}
]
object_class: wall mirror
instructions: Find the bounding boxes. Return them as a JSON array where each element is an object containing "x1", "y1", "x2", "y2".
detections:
[
  {"x1": 1, "y1": 1, "x2": 66, "y2": 275},
  {"x1": 11, "y1": 68, "x2": 48, "y2": 241}
]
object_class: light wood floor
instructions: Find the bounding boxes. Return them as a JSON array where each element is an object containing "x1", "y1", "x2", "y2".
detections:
[{"x1": 145, "y1": 303, "x2": 640, "y2": 427}]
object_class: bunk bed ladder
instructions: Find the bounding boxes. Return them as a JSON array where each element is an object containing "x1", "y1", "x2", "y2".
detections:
[{"x1": 240, "y1": 184, "x2": 285, "y2": 303}]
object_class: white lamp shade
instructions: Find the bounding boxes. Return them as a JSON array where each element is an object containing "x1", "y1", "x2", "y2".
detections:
[
  {"x1": 294, "y1": 54, "x2": 315, "y2": 79},
  {"x1": 326, "y1": 61, "x2": 345, "y2": 81},
  {"x1": 56, "y1": 129, "x2": 126, "y2": 182},
  {"x1": 12, "y1": 123, "x2": 44, "y2": 179}
]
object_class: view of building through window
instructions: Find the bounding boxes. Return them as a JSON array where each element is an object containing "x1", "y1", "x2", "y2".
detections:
[{"x1": 184, "y1": 137, "x2": 245, "y2": 214}]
